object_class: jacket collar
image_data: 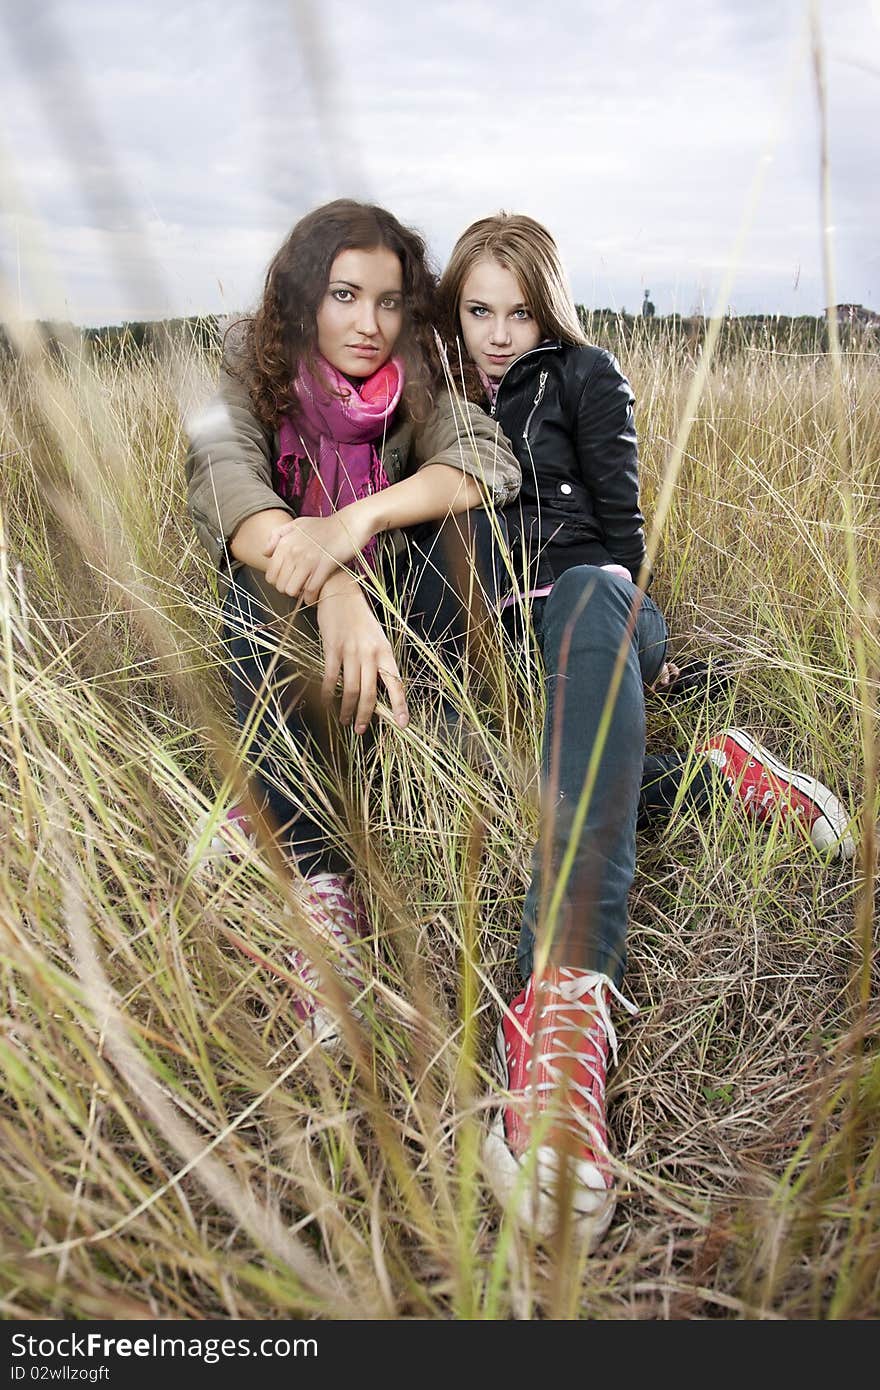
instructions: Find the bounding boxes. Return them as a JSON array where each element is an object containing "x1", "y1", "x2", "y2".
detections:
[{"x1": 488, "y1": 340, "x2": 563, "y2": 413}]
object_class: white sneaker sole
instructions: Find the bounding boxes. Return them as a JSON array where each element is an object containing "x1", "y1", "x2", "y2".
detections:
[
  {"x1": 709, "y1": 728, "x2": 856, "y2": 860},
  {"x1": 287, "y1": 958, "x2": 366, "y2": 1055},
  {"x1": 482, "y1": 1024, "x2": 616, "y2": 1250},
  {"x1": 187, "y1": 810, "x2": 257, "y2": 881},
  {"x1": 293, "y1": 1003, "x2": 349, "y2": 1053}
]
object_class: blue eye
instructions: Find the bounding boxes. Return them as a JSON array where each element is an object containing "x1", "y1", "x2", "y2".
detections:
[
  {"x1": 469, "y1": 306, "x2": 489, "y2": 318},
  {"x1": 514, "y1": 309, "x2": 532, "y2": 320}
]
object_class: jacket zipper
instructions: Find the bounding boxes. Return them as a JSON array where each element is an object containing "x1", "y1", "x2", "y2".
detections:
[
  {"x1": 489, "y1": 342, "x2": 560, "y2": 419},
  {"x1": 522, "y1": 370, "x2": 549, "y2": 442},
  {"x1": 489, "y1": 346, "x2": 559, "y2": 591}
]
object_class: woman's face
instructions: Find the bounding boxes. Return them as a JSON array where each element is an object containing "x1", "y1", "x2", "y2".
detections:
[
  {"x1": 458, "y1": 258, "x2": 542, "y2": 380},
  {"x1": 315, "y1": 246, "x2": 404, "y2": 377}
]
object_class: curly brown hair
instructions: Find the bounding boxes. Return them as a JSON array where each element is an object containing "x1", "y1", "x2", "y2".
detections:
[
  {"x1": 437, "y1": 212, "x2": 587, "y2": 404},
  {"x1": 230, "y1": 200, "x2": 441, "y2": 430}
]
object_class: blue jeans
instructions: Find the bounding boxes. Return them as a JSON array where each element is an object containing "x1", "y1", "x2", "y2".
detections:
[{"x1": 504, "y1": 567, "x2": 668, "y2": 988}]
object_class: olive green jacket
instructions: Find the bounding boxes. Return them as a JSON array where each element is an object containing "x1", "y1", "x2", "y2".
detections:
[{"x1": 184, "y1": 346, "x2": 521, "y2": 592}]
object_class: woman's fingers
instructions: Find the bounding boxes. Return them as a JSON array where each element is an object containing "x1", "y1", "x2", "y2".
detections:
[
  {"x1": 283, "y1": 566, "x2": 311, "y2": 598},
  {"x1": 378, "y1": 658, "x2": 409, "y2": 728},
  {"x1": 314, "y1": 584, "x2": 407, "y2": 733},
  {"x1": 321, "y1": 643, "x2": 342, "y2": 706},
  {"x1": 651, "y1": 659, "x2": 681, "y2": 691},
  {"x1": 264, "y1": 549, "x2": 292, "y2": 590},
  {"x1": 337, "y1": 645, "x2": 408, "y2": 732},
  {"x1": 352, "y1": 658, "x2": 378, "y2": 734},
  {"x1": 302, "y1": 557, "x2": 337, "y2": 606},
  {"x1": 265, "y1": 523, "x2": 345, "y2": 602},
  {"x1": 264, "y1": 523, "x2": 345, "y2": 596},
  {"x1": 265, "y1": 536, "x2": 308, "y2": 595},
  {"x1": 339, "y1": 650, "x2": 363, "y2": 727},
  {"x1": 267, "y1": 554, "x2": 309, "y2": 598},
  {"x1": 266, "y1": 550, "x2": 334, "y2": 604}
]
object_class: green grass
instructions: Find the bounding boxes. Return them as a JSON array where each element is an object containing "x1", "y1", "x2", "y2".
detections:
[{"x1": 0, "y1": 324, "x2": 877, "y2": 1319}]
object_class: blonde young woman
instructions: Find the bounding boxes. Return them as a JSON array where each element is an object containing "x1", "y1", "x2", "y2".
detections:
[{"x1": 437, "y1": 213, "x2": 854, "y2": 1247}]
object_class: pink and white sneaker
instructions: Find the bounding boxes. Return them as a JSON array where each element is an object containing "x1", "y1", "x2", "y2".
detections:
[
  {"x1": 285, "y1": 871, "x2": 371, "y2": 1050},
  {"x1": 188, "y1": 810, "x2": 369, "y2": 1048},
  {"x1": 701, "y1": 728, "x2": 855, "y2": 859},
  {"x1": 188, "y1": 804, "x2": 258, "y2": 880},
  {"x1": 483, "y1": 966, "x2": 637, "y2": 1248}
]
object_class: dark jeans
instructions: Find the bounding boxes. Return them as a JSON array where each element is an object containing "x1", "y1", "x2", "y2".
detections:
[{"x1": 220, "y1": 510, "x2": 510, "y2": 876}]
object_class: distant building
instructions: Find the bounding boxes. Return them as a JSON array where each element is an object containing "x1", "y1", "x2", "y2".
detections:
[{"x1": 832, "y1": 303, "x2": 880, "y2": 330}]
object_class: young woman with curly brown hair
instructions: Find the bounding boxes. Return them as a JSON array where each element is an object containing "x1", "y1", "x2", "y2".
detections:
[{"x1": 185, "y1": 199, "x2": 521, "y2": 1050}]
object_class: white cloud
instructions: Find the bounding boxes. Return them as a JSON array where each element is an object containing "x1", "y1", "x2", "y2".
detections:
[{"x1": 0, "y1": 0, "x2": 876, "y2": 321}]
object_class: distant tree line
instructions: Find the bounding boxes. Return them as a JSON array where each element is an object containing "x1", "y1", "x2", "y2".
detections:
[
  {"x1": 0, "y1": 309, "x2": 876, "y2": 367},
  {"x1": 0, "y1": 315, "x2": 223, "y2": 364},
  {"x1": 576, "y1": 308, "x2": 877, "y2": 357}
]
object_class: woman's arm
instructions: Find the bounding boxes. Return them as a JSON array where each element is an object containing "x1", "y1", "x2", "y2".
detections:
[
  {"x1": 261, "y1": 389, "x2": 520, "y2": 601},
  {"x1": 408, "y1": 388, "x2": 521, "y2": 509},
  {"x1": 348, "y1": 462, "x2": 482, "y2": 533},
  {"x1": 228, "y1": 507, "x2": 299, "y2": 570},
  {"x1": 575, "y1": 351, "x2": 649, "y2": 582},
  {"x1": 262, "y1": 465, "x2": 483, "y2": 601},
  {"x1": 184, "y1": 331, "x2": 296, "y2": 572}
]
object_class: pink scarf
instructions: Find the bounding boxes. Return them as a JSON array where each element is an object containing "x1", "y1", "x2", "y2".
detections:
[{"x1": 275, "y1": 355, "x2": 405, "y2": 569}]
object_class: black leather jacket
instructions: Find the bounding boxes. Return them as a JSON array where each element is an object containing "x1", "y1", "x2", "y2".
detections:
[{"x1": 488, "y1": 340, "x2": 648, "y2": 589}]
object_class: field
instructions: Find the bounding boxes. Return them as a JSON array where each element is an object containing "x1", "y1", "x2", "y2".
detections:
[{"x1": 1, "y1": 321, "x2": 878, "y2": 1319}]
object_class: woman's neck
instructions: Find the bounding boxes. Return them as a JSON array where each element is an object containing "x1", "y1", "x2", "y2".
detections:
[
  {"x1": 477, "y1": 367, "x2": 501, "y2": 404},
  {"x1": 341, "y1": 371, "x2": 366, "y2": 392}
]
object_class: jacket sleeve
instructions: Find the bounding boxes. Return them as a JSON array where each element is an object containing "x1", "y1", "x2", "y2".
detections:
[
  {"x1": 574, "y1": 351, "x2": 648, "y2": 580},
  {"x1": 184, "y1": 348, "x2": 295, "y2": 572},
  {"x1": 409, "y1": 388, "x2": 521, "y2": 507}
]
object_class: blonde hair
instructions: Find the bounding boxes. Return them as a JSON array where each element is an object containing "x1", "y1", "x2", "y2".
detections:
[{"x1": 438, "y1": 212, "x2": 587, "y2": 377}]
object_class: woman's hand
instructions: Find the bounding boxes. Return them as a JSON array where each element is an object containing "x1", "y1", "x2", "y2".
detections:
[
  {"x1": 263, "y1": 510, "x2": 374, "y2": 603},
  {"x1": 649, "y1": 660, "x2": 680, "y2": 692},
  {"x1": 315, "y1": 575, "x2": 409, "y2": 734}
]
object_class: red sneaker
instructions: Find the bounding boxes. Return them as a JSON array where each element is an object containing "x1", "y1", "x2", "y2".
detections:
[
  {"x1": 285, "y1": 872, "x2": 371, "y2": 1050},
  {"x1": 701, "y1": 729, "x2": 855, "y2": 859},
  {"x1": 483, "y1": 967, "x2": 637, "y2": 1247}
]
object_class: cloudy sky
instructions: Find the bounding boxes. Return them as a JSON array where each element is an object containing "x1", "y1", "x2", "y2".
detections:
[{"x1": 0, "y1": 0, "x2": 877, "y2": 324}]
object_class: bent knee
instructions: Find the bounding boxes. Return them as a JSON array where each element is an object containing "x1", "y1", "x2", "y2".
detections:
[{"x1": 546, "y1": 563, "x2": 629, "y2": 615}]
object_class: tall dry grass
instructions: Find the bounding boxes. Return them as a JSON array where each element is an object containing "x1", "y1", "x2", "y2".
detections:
[{"x1": 0, "y1": 324, "x2": 878, "y2": 1320}]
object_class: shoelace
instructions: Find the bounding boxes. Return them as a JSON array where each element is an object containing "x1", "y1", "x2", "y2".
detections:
[
  {"x1": 705, "y1": 749, "x2": 810, "y2": 823},
  {"x1": 545, "y1": 970, "x2": 638, "y2": 1065},
  {"x1": 287, "y1": 873, "x2": 366, "y2": 992},
  {"x1": 528, "y1": 970, "x2": 638, "y2": 1140},
  {"x1": 297, "y1": 872, "x2": 362, "y2": 943}
]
